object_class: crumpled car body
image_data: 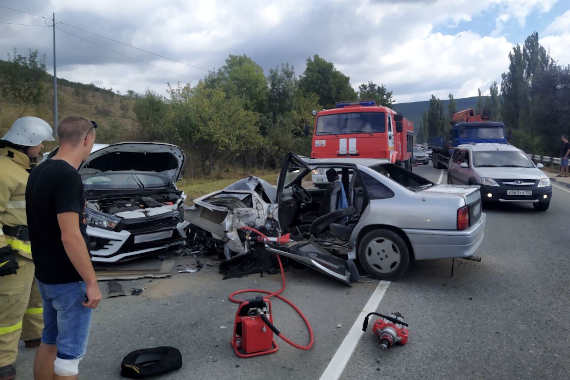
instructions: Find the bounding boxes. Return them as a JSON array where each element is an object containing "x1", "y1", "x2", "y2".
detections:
[
  {"x1": 186, "y1": 176, "x2": 277, "y2": 257},
  {"x1": 188, "y1": 153, "x2": 486, "y2": 285},
  {"x1": 79, "y1": 142, "x2": 189, "y2": 263}
]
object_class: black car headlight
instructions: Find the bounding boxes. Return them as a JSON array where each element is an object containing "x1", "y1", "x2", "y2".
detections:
[{"x1": 85, "y1": 208, "x2": 120, "y2": 230}]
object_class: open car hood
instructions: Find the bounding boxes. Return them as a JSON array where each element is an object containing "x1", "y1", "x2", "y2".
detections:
[{"x1": 80, "y1": 142, "x2": 185, "y2": 182}]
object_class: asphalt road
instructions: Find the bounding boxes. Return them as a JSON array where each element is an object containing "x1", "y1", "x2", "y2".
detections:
[{"x1": 14, "y1": 163, "x2": 569, "y2": 379}]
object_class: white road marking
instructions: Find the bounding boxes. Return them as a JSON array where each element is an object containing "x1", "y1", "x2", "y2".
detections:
[
  {"x1": 437, "y1": 169, "x2": 445, "y2": 184},
  {"x1": 319, "y1": 281, "x2": 391, "y2": 380},
  {"x1": 552, "y1": 183, "x2": 570, "y2": 195}
]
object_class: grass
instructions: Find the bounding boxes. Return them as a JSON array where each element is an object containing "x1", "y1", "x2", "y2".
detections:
[{"x1": 178, "y1": 169, "x2": 279, "y2": 203}]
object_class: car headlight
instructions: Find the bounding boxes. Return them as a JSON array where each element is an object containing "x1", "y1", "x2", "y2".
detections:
[
  {"x1": 538, "y1": 178, "x2": 551, "y2": 187},
  {"x1": 85, "y1": 208, "x2": 120, "y2": 230},
  {"x1": 480, "y1": 177, "x2": 499, "y2": 187}
]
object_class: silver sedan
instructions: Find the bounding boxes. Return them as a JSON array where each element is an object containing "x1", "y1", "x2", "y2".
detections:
[{"x1": 267, "y1": 154, "x2": 486, "y2": 282}]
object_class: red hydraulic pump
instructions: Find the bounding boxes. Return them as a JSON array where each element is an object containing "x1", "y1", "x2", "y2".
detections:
[
  {"x1": 229, "y1": 227, "x2": 314, "y2": 358},
  {"x1": 362, "y1": 312, "x2": 409, "y2": 350}
]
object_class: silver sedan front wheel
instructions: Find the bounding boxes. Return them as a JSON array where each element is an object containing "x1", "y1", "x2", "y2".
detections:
[{"x1": 358, "y1": 229, "x2": 410, "y2": 280}]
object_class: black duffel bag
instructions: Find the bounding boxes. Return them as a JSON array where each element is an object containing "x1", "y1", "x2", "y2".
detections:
[{"x1": 120, "y1": 346, "x2": 182, "y2": 378}]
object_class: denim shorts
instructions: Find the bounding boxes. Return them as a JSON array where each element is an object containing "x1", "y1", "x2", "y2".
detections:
[
  {"x1": 562, "y1": 158, "x2": 569, "y2": 167},
  {"x1": 36, "y1": 280, "x2": 92, "y2": 359}
]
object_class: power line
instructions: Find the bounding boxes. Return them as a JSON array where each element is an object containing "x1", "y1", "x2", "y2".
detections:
[
  {"x1": 55, "y1": 25, "x2": 141, "y2": 63},
  {"x1": 0, "y1": 5, "x2": 49, "y2": 22},
  {"x1": 58, "y1": 20, "x2": 210, "y2": 73},
  {"x1": 0, "y1": 21, "x2": 49, "y2": 28}
]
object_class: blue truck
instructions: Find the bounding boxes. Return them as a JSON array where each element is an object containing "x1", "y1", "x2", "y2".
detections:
[{"x1": 429, "y1": 109, "x2": 508, "y2": 169}]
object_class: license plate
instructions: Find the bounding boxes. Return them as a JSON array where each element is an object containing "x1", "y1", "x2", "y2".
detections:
[
  {"x1": 506, "y1": 190, "x2": 532, "y2": 196},
  {"x1": 134, "y1": 230, "x2": 173, "y2": 244}
]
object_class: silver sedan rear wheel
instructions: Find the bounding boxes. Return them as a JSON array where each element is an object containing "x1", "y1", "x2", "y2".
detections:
[{"x1": 358, "y1": 229, "x2": 410, "y2": 280}]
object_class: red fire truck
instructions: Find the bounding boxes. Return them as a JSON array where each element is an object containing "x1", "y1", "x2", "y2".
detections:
[{"x1": 310, "y1": 101, "x2": 414, "y2": 169}]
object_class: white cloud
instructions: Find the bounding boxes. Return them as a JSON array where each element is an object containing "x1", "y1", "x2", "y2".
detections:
[
  {"x1": 491, "y1": 0, "x2": 557, "y2": 35},
  {"x1": 4, "y1": 0, "x2": 564, "y2": 103},
  {"x1": 544, "y1": 9, "x2": 570, "y2": 35}
]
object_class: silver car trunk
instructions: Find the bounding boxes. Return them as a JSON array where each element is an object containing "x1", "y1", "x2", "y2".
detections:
[{"x1": 423, "y1": 185, "x2": 481, "y2": 204}]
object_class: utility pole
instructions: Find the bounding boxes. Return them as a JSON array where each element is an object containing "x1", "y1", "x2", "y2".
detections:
[{"x1": 52, "y1": 12, "x2": 58, "y2": 131}]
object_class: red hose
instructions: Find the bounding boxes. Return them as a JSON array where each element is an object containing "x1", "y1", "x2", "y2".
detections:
[{"x1": 228, "y1": 227, "x2": 314, "y2": 351}]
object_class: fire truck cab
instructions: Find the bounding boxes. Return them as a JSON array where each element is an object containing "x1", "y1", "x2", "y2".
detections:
[{"x1": 311, "y1": 101, "x2": 414, "y2": 169}]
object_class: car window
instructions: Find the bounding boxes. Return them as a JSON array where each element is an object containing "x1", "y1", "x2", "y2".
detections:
[
  {"x1": 473, "y1": 151, "x2": 533, "y2": 168},
  {"x1": 452, "y1": 150, "x2": 462, "y2": 162},
  {"x1": 82, "y1": 173, "x2": 169, "y2": 189},
  {"x1": 359, "y1": 171, "x2": 395, "y2": 199},
  {"x1": 83, "y1": 173, "x2": 140, "y2": 189},
  {"x1": 371, "y1": 164, "x2": 433, "y2": 191},
  {"x1": 316, "y1": 112, "x2": 386, "y2": 135}
]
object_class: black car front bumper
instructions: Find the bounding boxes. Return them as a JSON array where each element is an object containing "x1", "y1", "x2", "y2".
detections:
[{"x1": 480, "y1": 184, "x2": 552, "y2": 203}]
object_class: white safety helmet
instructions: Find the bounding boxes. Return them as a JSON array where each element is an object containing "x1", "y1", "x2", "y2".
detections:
[{"x1": 1, "y1": 116, "x2": 55, "y2": 146}]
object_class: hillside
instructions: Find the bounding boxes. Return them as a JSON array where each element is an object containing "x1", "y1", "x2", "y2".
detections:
[{"x1": 0, "y1": 59, "x2": 140, "y2": 149}]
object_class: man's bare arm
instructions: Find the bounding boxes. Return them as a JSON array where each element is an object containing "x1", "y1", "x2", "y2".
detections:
[{"x1": 57, "y1": 212, "x2": 101, "y2": 308}]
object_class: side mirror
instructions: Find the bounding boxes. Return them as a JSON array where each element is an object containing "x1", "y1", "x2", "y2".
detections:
[
  {"x1": 460, "y1": 162, "x2": 469, "y2": 168},
  {"x1": 537, "y1": 163, "x2": 544, "y2": 169}
]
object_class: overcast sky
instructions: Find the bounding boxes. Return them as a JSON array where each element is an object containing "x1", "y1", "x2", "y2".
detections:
[{"x1": 1, "y1": 0, "x2": 568, "y2": 103}]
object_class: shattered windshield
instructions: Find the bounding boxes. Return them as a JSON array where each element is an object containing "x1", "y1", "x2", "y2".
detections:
[{"x1": 83, "y1": 173, "x2": 170, "y2": 190}]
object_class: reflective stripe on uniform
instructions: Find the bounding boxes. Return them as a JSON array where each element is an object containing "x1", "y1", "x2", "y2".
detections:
[
  {"x1": 0, "y1": 320, "x2": 22, "y2": 335},
  {"x1": 5, "y1": 238, "x2": 31, "y2": 254},
  {"x1": 5, "y1": 200, "x2": 25, "y2": 209},
  {"x1": 26, "y1": 307, "x2": 43, "y2": 315}
]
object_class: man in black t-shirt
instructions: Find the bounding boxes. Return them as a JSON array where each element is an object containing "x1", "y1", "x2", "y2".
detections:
[
  {"x1": 559, "y1": 135, "x2": 569, "y2": 177},
  {"x1": 26, "y1": 116, "x2": 101, "y2": 379}
]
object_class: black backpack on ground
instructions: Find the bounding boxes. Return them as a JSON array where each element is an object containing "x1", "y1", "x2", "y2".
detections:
[{"x1": 120, "y1": 346, "x2": 182, "y2": 378}]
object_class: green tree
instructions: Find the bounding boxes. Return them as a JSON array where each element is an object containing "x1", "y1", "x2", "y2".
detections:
[
  {"x1": 268, "y1": 63, "x2": 296, "y2": 125},
  {"x1": 133, "y1": 90, "x2": 173, "y2": 142},
  {"x1": 0, "y1": 49, "x2": 47, "y2": 110},
  {"x1": 501, "y1": 44, "x2": 527, "y2": 140},
  {"x1": 204, "y1": 54, "x2": 268, "y2": 113},
  {"x1": 447, "y1": 93, "x2": 456, "y2": 120},
  {"x1": 358, "y1": 82, "x2": 394, "y2": 107},
  {"x1": 486, "y1": 81, "x2": 501, "y2": 121},
  {"x1": 298, "y1": 55, "x2": 356, "y2": 108},
  {"x1": 426, "y1": 95, "x2": 445, "y2": 139}
]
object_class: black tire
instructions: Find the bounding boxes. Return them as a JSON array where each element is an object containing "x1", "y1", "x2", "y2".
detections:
[
  {"x1": 533, "y1": 201, "x2": 550, "y2": 211},
  {"x1": 358, "y1": 229, "x2": 410, "y2": 280}
]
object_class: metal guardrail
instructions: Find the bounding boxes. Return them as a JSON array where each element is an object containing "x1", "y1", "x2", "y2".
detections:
[{"x1": 528, "y1": 154, "x2": 561, "y2": 166}]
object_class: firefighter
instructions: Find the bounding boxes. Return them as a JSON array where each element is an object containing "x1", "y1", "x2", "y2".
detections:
[{"x1": 0, "y1": 116, "x2": 54, "y2": 380}]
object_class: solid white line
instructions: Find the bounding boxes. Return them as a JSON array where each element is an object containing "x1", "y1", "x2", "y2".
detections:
[
  {"x1": 319, "y1": 281, "x2": 391, "y2": 380},
  {"x1": 437, "y1": 169, "x2": 444, "y2": 184},
  {"x1": 552, "y1": 182, "x2": 570, "y2": 195}
]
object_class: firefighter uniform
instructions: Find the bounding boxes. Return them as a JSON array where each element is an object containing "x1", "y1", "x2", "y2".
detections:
[{"x1": 0, "y1": 146, "x2": 43, "y2": 368}]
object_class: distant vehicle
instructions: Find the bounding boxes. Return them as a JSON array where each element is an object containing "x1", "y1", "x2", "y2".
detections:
[
  {"x1": 429, "y1": 108, "x2": 508, "y2": 169},
  {"x1": 412, "y1": 148, "x2": 429, "y2": 165},
  {"x1": 447, "y1": 143, "x2": 552, "y2": 211},
  {"x1": 311, "y1": 101, "x2": 414, "y2": 169}
]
